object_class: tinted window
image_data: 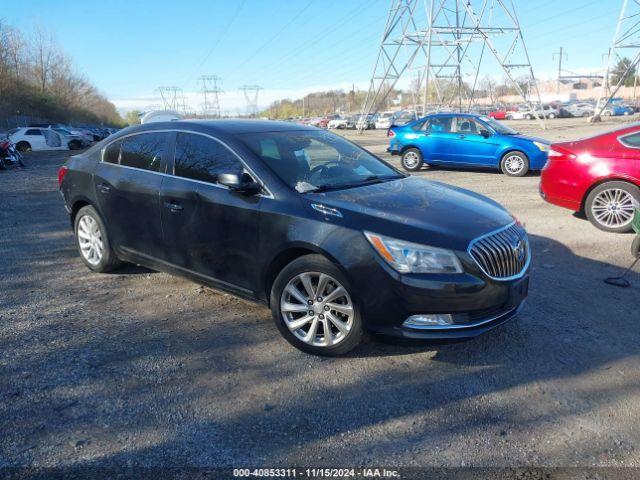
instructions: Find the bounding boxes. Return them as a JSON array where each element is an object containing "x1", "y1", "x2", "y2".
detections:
[
  {"x1": 620, "y1": 132, "x2": 640, "y2": 147},
  {"x1": 103, "y1": 140, "x2": 122, "y2": 164},
  {"x1": 120, "y1": 133, "x2": 166, "y2": 172},
  {"x1": 426, "y1": 117, "x2": 453, "y2": 133},
  {"x1": 25, "y1": 129, "x2": 42, "y2": 136},
  {"x1": 174, "y1": 133, "x2": 243, "y2": 183}
]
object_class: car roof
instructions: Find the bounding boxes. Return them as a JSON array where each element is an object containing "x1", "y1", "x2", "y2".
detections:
[
  {"x1": 177, "y1": 119, "x2": 315, "y2": 134},
  {"x1": 425, "y1": 112, "x2": 484, "y2": 119}
]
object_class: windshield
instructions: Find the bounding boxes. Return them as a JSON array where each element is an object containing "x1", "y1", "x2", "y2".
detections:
[
  {"x1": 239, "y1": 130, "x2": 403, "y2": 193},
  {"x1": 479, "y1": 116, "x2": 518, "y2": 135}
]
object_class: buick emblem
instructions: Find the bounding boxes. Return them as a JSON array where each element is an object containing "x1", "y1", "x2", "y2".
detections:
[{"x1": 512, "y1": 238, "x2": 526, "y2": 262}]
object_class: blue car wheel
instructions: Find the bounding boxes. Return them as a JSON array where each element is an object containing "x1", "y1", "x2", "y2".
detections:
[
  {"x1": 500, "y1": 151, "x2": 529, "y2": 177},
  {"x1": 401, "y1": 148, "x2": 424, "y2": 172}
]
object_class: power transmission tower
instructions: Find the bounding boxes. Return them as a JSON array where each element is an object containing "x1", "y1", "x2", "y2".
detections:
[
  {"x1": 157, "y1": 86, "x2": 188, "y2": 114},
  {"x1": 199, "y1": 75, "x2": 223, "y2": 117},
  {"x1": 593, "y1": 0, "x2": 640, "y2": 121},
  {"x1": 239, "y1": 85, "x2": 263, "y2": 117},
  {"x1": 553, "y1": 47, "x2": 568, "y2": 95},
  {"x1": 359, "y1": 0, "x2": 545, "y2": 131}
]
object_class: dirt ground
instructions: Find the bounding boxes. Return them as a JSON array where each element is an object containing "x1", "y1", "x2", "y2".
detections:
[{"x1": 1, "y1": 116, "x2": 639, "y2": 474}]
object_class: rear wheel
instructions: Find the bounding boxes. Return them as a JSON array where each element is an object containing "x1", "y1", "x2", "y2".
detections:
[
  {"x1": 401, "y1": 148, "x2": 424, "y2": 171},
  {"x1": 74, "y1": 205, "x2": 121, "y2": 272},
  {"x1": 500, "y1": 151, "x2": 529, "y2": 177},
  {"x1": 585, "y1": 182, "x2": 640, "y2": 233},
  {"x1": 270, "y1": 255, "x2": 362, "y2": 356},
  {"x1": 68, "y1": 140, "x2": 82, "y2": 150},
  {"x1": 16, "y1": 141, "x2": 31, "y2": 153}
]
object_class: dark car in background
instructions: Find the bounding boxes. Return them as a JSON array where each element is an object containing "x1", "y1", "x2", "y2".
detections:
[{"x1": 59, "y1": 120, "x2": 530, "y2": 355}]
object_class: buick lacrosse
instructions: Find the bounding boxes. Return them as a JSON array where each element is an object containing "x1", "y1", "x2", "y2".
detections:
[{"x1": 59, "y1": 120, "x2": 530, "y2": 355}]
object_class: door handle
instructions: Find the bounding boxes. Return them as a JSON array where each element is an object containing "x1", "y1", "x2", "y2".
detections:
[
  {"x1": 164, "y1": 201, "x2": 184, "y2": 212},
  {"x1": 97, "y1": 184, "x2": 111, "y2": 193},
  {"x1": 458, "y1": 134, "x2": 466, "y2": 139}
]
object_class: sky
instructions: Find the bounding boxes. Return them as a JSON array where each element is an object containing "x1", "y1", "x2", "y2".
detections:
[{"x1": 5, "y1": 0, "x2": 626, "y2": 114}]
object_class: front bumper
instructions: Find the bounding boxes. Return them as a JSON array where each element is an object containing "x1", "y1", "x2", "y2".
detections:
[
  {"x1": 366, "y1": 274, "x2": 528, "y2": 340},
  {"x1": 353, "y1": 248, "x2": 530, "y2": 341}
]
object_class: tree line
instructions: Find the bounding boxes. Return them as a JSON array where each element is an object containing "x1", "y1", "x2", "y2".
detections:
[{"x1": 0, "y1": 20, "x2": 123, "y2": 128}]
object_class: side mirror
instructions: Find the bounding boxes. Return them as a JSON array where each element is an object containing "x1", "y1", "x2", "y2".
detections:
[{"x1": 218, "y1": 172, "x2": 262, "y2": 195}]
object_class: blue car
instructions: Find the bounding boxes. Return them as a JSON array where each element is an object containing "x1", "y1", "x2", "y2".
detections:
[{"x1": 388, "y1": 113, "x2": 550, "y2": 177}]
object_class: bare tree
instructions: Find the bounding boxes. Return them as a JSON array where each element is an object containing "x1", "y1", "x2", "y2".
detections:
[{"x1": 31, "y1": 25, "x2": 57, "y2": 93}]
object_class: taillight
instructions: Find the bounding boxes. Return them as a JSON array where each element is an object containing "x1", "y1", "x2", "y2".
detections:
[
  {"x1": 548, "y1": 147, "x2": 576, "y2": 159},
  {"x1": 58, "y1": 166, "x2": 68, "y2": 187},
  {"x1": 387, "y1": 129, "x2": 396, "y2": 138}
]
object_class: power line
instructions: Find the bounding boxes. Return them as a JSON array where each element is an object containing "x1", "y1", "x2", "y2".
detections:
[{"x1": 182, "y1": 0, "x2": 248, "y2": 89}]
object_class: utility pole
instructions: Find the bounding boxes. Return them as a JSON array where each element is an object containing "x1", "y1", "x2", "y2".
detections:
[
  {"x1": 593, "y1": 0, "x2": 640, "y2": 121},
  {"x1": 359, "y1": 0, "x2": 546, "y2": 132},
  {"x1": 157, "y1": 86, "x2": 187, "y2": 114},
  {"x1": 239, "y1": 85, "x2": 263, "y2": 117},
  {"x1": 553, "y1": 47, "x2": 567, "y2": 95},
  {"x1": 199, "y1": 75, "x2": 223, "y2": 117}
]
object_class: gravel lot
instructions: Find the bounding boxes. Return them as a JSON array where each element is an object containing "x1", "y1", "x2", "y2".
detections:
[{"x1": 1, "y1": 117, "x2": 639, "y2": 473}]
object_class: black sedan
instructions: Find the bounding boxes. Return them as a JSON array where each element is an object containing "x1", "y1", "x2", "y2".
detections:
[{"x1": 58, "y1": 120, "x2": 530, "y2": 355}]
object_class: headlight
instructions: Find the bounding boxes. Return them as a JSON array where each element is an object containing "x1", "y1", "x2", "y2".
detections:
[
  {"x1": 364, "y1": 232, "x2": 463, "y2": 274},
  {"x1": 533, "y1": 141, "x2": 550, "y2": 152}
]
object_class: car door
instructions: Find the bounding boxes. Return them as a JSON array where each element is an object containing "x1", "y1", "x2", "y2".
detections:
[
  {"x1": 160, "y1": 131, "x2": 262, "y2": 295},
  {"x1": 415, "y1": 116, "x2": 456, "y2": 163},
  {"x1": 449, "y1": 117, "x2": 502, "y2": 167},
  {"x1": 92, "y1": 132, "x2": 168, "y2": 259},
  {"x1": 23, "y1": 129, "x2": 47, "y2": 150}
]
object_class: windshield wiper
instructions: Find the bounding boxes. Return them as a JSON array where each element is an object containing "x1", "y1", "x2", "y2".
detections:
[{"x1": 303, "y1": 175, "x2": 401, "y2": 193}]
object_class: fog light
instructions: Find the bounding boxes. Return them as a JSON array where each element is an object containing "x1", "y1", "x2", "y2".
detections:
[{"x1": 403, "y1": 314, "x2": 454, "y2": 329}]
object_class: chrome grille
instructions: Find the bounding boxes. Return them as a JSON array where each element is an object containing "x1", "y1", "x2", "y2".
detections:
[{"x1": 468, "y1": 223, "x2": 530, "y2": 280}]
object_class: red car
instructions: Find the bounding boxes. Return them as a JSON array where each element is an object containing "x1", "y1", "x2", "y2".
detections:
[
  {"x1": 489, "y1": 110, "x2": 508, "y2": 120},
  {"x1": 540, "y1": 124, "x2": 640, "y2": 232}
]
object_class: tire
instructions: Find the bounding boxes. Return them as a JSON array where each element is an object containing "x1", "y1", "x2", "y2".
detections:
[
  {"x1": 584, "y1": 181, "x2": 640, "y2": 233},
  {"x1": 69, "y1": 140, "x2": 82, "y2": 150},
  {"x1": 74, "y1": 205, "x2": 121, "y2": 272},
  {"x1": 401, "y1": 148, "x2": 424, "y2": 171},
  {"x1": 548, "y1": 113, "x2": 556, "y2": 119},
  {"x1": 500, "y1": 151, "x2": 529, "y2": 177},
  {"x1": 582, "y1": 112, "x2": 590, "y2": 118},
  {"x1": 506, "y1": 115, "x2": 513, "y2": 120},
  {"x1": 525, "y1": 114, "x2": 533, "y2": 120},
  {"x1": 603, "y1": 111, "x2": 612, "y2": 117},
  {"x1": 270, "y1": 254, "x2": 363, "y2": 356},
  {"x1": 16, "y1": 141, "x2": 31, "y2": 153}
]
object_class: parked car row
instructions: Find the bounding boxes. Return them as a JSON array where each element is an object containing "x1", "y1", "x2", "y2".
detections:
[
  {"x1": 6, "y1": 124, "x2": 118, "y2": 152},
  {"x1": 387, "y1": 111, "x2": 640, "y2": 233},
  {"x1": 488, "y1": 100, "x2": 637, "y2": 120}
]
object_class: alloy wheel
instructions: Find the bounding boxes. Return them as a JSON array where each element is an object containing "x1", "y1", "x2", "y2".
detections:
[
  {"x1": 590, "y1": 188, "x2": 636, "y2": 229},
  {"x1": 403, "y1": 151, "x2": 420, "y2": 169},
  {"x1": 504, "y1": 154, "x2": 525, "y2": 175},
  {"x1": 77, "y1": 215, "x2": 104, "y2": 266},
  {"x1": 280, "y1": 272, "x2": 354, "y2": 347}
]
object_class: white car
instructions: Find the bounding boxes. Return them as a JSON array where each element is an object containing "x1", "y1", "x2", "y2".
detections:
[
  {"x1": 327, "y1": 116, "x2": 354, "y2": 129},
  {"x1": 375, "y1": 111, "x2": 396, "y2": 129},
  {"x1": 8, "y1": 127, "x2": 69, "y2": 152}
]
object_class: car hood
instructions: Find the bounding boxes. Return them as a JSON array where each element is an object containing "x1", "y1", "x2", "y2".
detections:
[{"x1": 303, "y1": 176, "x2": 514, "y2": 251}]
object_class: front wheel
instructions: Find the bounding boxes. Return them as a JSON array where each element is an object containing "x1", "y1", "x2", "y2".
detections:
[
  {"x1": 548, "y1": 113, "x2": 556, "y2": 119},
  {"x1": 270, "y1": 255, "x2": 363, "y2": 356},
  {"x1": 401, "y1": 148, "x2": 424, "y2": 171},
  {"x1": 585, "y1": 182, "x2": 640, "y2": 233},
  {"x1": 74, "y1": 205, "x2": 121, "y2": 272},
  {"x1": 16, "y1": 141, "x2": 31, "y2": 153},
  {"x1": 500, "y1": 151, "x2": 529, "y2": 177}
]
